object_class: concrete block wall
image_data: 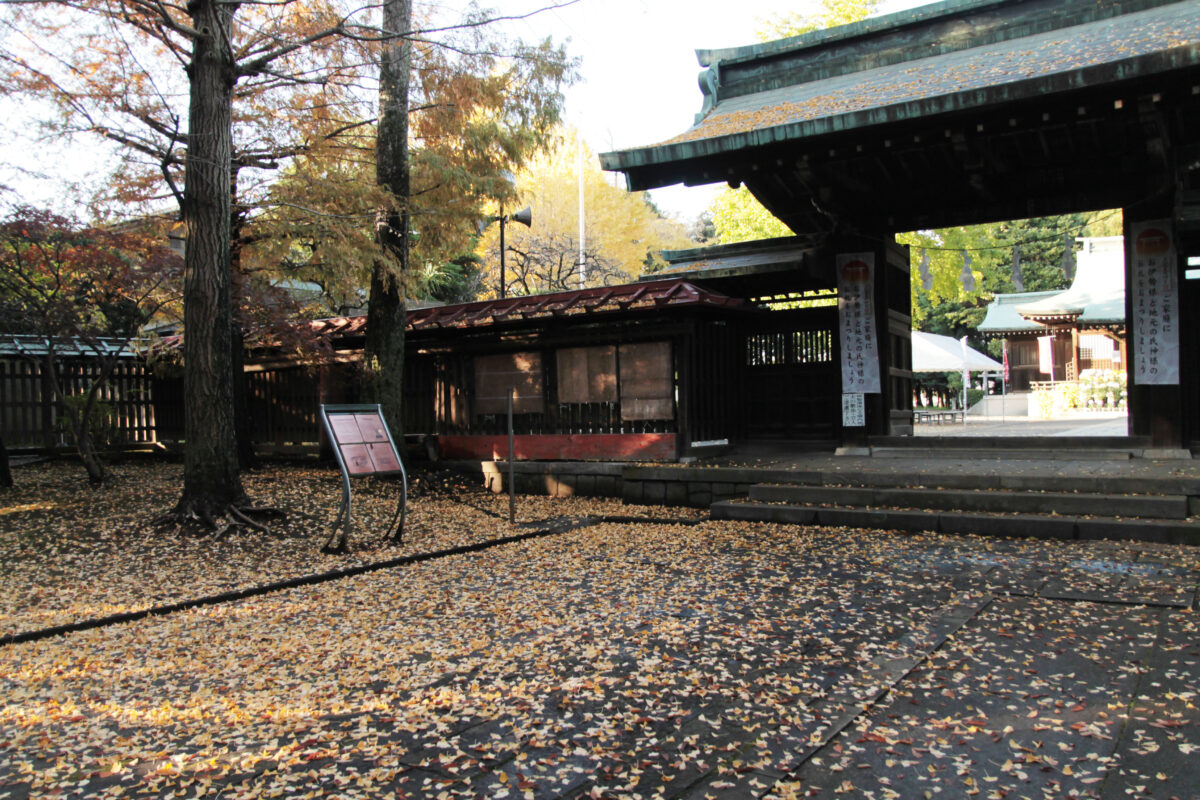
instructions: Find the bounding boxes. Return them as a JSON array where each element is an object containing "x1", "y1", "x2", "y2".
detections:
[{"x1": 445, "y1": 461, "x2": 790, "y2": 508}]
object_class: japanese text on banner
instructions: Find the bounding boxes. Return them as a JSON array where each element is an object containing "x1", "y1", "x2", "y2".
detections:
[
  {"x1": 1129, "y1": 221, "x2": 1179, "y2": 385},
  {"x1": 837, "y1": 253, "x2": 881, "y2": 394}
]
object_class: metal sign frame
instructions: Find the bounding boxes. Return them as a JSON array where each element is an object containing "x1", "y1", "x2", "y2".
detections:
[{"x1": 319, "y1": 403, "x2": 407, "y2": 553}]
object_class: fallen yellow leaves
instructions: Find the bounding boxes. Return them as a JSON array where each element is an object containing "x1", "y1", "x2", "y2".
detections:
[{"x1": 1, "y1": 460, "x2": 1198, "y2": 798}]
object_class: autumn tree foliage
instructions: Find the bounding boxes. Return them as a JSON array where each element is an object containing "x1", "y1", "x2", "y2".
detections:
[
  {"x1": 1, "y1": 0, "x2": 573, "y2": 529},
  {"x1": 237, "y1": 19, "x2": 574, "y2": 309},
  {"x1": 0, "y1": 206, "x2": 181, "y2": 483},
  {"x1": 228, "y1": 4, "x2": 575, "y2": 431},
  {"x1": 0, "y1": 0, "x2": 374, "y2": 526},
  {"x1": 362, "y1": 2, "x2": 574, "y2": 430},
  {"x1": 474, "y1": 128, "x2": 692, "y2": 297}
]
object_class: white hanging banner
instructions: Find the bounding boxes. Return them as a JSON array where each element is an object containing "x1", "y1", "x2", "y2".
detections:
[
  {"x1": 1037, "y1": 335, "x2": 1054, "y2": 376},
  {"x1": 837, "y1": 252, "x2": 881, "y2": 394},
  {"x1": 1129, "y1": 221, "x2": 1179, "y2": 385}
]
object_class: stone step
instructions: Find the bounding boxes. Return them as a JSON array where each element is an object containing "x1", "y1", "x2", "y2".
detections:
[
  {"x1": 868, "y1": 447, "x2": 1134, "y2": 460},
  {"x1": 748, "y1": 484, "x2": 1191, "y2": 519},
  {"x1": 621, "y1": 465, "x2": 1200, "y2": 498},
  {"x1": 710, "y1": 500, "x2": 1200, "y2": 546}
]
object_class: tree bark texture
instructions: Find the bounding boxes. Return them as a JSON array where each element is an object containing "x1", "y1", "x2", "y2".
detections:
[
  {"x1": 175, "y1": 0, "x2": 246, "y2": 516},
  {"x1": 365, "y1": 0, "x2": 412, "y2": 435}
]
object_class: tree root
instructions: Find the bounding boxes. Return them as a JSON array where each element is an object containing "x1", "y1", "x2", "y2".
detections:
[
  {"x1": 158, "y1": 502, "x2": 286, "y2": 538},
  {"x1": 226, "y1": 504, "x2": 272, "y2": 534}
]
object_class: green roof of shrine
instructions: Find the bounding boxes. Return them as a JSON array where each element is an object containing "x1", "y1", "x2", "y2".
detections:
[{"x1": 978, "y1": 237, "x2": 1126, "y2": 335}]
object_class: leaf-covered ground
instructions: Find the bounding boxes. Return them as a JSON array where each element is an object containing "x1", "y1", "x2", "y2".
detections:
[
  {"x1": 0, "y1": 460, "x2": 694, "y2": 639},
  {"x1": 1, "y1": 459, "x2": 1198, "y2": 799}
]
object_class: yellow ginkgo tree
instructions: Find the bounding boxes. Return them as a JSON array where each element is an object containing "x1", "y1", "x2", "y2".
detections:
[{"x1": 476, "y1": 127, "x2": 693, "y2": 297}]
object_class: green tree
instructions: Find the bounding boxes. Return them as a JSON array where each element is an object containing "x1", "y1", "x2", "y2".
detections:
[
  {"x1": 708, "y1": 187, "x2": 792, "y2": 244},
  {"x1": 904, "y1": 210, "x2": 1123, "y2": 342},
  {"x1": 755, "y1": 0, "x2": 882, "y2": 39}
]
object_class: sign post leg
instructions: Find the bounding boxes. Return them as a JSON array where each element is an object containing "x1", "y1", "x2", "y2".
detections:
[
  {"x1": 320, "y1": 403, "x2": 407, "y2": 553},
  {"x1": 385, "y1": 457, "x2": 408, "y2": 545},
  {"x1": 324, "y1": 471, "x2": 352, "y2": 553}
]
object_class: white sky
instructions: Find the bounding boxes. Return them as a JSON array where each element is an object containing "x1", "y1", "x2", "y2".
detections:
[
  {"x1": 2, "y1": 0, "x2": 933, "y2": 221},
  {"x1": 496, "y1": 0, "x2": 934, "y2": 222}
]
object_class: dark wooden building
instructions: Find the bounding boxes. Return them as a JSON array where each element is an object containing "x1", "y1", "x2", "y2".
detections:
[
  {"x1": 297, "y1": 242, "x2": 879, "y2": 462},
  {"x1": 600, "y1": 0, "x2": 1200, "y2": 450}
]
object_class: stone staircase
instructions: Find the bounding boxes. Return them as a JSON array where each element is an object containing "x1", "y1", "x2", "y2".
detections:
[{"x1": 711, "y1": 467, "x2": 1200, "y2": 545}]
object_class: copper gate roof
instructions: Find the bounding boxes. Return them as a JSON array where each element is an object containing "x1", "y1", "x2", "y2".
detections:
[
  {"x1": 597, "y1": 0, "x2": 1200, "y2": 233},
  {"x1": 602, "y1": 0, "x2": 1200, "y2": 181}
]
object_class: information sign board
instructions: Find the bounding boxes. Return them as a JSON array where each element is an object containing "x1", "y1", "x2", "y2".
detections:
[
  {"x1": 1129, "y1": 220, "x2": 1180, "y2": 385},
  {"x1": 319, "y1": 404, "x2": 407, "y2": 552},
  {"x1": 837, "y1": 252, "x2": 881, "y2": 394},
  {"x1": 841, "y1": 392, "x2": 865, "y2": 428},
  {"x1": 328, "y1": 411, "x2": 403, "y2": 475}
]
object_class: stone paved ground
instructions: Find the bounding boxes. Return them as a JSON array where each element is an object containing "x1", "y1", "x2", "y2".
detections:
[{"x1": 1, "y1": 494, "x2": 1197, "y2": 799}]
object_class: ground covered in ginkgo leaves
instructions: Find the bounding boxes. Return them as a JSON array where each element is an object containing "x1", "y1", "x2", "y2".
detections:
[{"x1": 1, "y1": 458, "x2": 1199, "y2": 799}]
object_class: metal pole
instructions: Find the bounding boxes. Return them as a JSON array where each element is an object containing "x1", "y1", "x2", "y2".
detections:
[
  {"x1": 499, "y1": 207, "x2": 506, "y2": 299},
  {"x1": 960, "y1": 336, "x2": 969, "y2": 430},
  {"x1": 508, "y1": 387, "x2": 515, "y2": 525},
  {"x1": 578, "y1": 135, "x2": 586, "y2": 289},
  {"x1": 1002, "y1": 339, "x2": 1008, "y2": 422}
]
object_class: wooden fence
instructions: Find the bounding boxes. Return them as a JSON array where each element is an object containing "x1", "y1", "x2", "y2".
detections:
[
  {"x1": 0, "y1": 357, "x2": 157, "y2": 450},
  {"x1": 3, "y1": 356, "x2": 332, "y2": 455},
  {"x1": 245, "y1": 365, "x2": 323, "y2": 453}
]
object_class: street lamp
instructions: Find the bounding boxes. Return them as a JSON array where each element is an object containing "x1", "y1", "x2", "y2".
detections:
[{"x1": 478, "y1": 205, "x2": 532, "y2": 299}]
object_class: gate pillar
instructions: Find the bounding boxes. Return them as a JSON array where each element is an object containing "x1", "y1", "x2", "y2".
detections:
[
  {"x1": 1125, "y1": 202, "x2": 1185, "y2": 450},
  {"x1": 832, "y1": 236, "x2": 912, "y2": 448}
]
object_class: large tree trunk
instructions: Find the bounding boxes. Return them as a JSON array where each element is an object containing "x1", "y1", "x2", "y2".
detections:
[
  {"x1": 173, "y1": 0, "x2": 247, "y2": 518},
  {"x1": 365, "y1": 0, "x2": 412, "y2": 434}
]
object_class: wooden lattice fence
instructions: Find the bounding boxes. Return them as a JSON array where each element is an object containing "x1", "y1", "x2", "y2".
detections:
[{"x1": 0, "y1": 357, "x2": 157, "y2": 451}]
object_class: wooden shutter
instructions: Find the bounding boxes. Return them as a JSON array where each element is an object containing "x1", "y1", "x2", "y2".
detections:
[
  {"x1": 474, "y1": 352, "x2": 544, "y2": 415},
  {"x1": 557, "y1": 346, "x2": 618, "y2": 404},
  {"x1": 619, "y1": 342, "x2": 673, "y2": 421}
]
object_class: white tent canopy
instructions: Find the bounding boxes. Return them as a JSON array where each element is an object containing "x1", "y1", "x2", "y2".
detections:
[{"x1": 911, "y1": 331, "x2": 1002, "y2": 373}]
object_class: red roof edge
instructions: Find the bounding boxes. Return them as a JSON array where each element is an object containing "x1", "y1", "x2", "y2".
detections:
[{"x1": 308, "y1": 279, "x2": 750, "y2": 341}]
